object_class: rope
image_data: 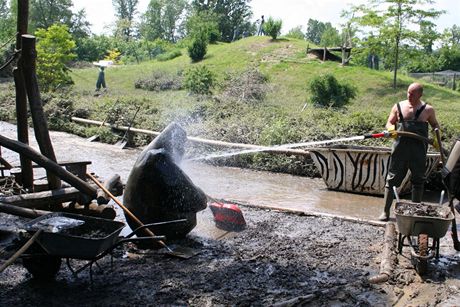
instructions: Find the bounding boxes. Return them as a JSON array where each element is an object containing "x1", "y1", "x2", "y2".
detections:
[
  {"x1": 0, "y1": 49, "x2": 20, "y2": 72},
  {"x1": 0, "y1": 33, "x2": 17, "y2": 51}
]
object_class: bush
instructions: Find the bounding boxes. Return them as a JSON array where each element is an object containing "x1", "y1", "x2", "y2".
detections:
[
  {"x1": 36, "y1": 24, "x2": 76, "y2": 92},
  {"x1": 308, "y1": 74, "x2": 357, "y2": 107},
  {"x1": 134, "y1": 71, "x2": 183, "y2": 91},
  {"x1": 184, "y1": 65, "x2": 215, "y2": 95},
  {"x1": 188, "y1": 35, "x2": 207, "y2": 62},
  {"x1": 157, "y1": 49, "x2": 182, "y2": 61},
  {"x1": 221, "y1": 68, "x2": 269, "y2": 103},
  {"x1": 263, "y1": 17, "x2": 282, "y2": 40}
]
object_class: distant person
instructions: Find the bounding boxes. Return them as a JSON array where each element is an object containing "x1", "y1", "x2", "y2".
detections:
[
  {"x1": 378, "y1": 82, "x2": 440, "y2": 221},
  {"x1": 95, "y1": 66, "x2": 107, "y2": 92},
  {"x1": 258, "y1": 15, "x2": 265, "y2": 36}
]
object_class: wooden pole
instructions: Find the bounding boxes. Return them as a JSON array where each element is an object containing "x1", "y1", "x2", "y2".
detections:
[
  {"x1": 0, "y1": 187, "x2": 86, "y2": 209},
  {"x1": 71, "y1": 117, "x2": 311, "y2": 157},
  {"x1": 15, "y1": 0, "x2": 34, "y2": 192},
  {"x1": 20, "y1": 34, "x2": 61, "y2": 190},
  {"x1": 0, "y1": 134, "x2": 97, "y2": 199},
  {"x1": 0, "y1": 202, "x2": 49, "y2": 218},
  {"x1": 368, "y1": 222, "x2": 396, "y2": 284}
]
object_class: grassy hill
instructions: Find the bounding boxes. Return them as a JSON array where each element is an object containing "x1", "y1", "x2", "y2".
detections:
[
  {"x1": 2, "y1": 35, "x2": 459, "y2": 174},
  {"x1": 68, "y1": 36, "x2": 460, "y2": 139}
]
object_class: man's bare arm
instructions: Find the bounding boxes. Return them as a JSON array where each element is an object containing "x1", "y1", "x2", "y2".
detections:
[
  {"x1": 427, "y1": 107, "x2": 440, "y2": 130},
  {"x1": 386, "y1": 104, "x2": 398, "y2": 129}
]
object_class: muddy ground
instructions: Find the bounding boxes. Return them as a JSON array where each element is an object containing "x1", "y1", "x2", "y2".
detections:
[{"x1": 2, "y1": 205, "x2": 460, "y2": 306}]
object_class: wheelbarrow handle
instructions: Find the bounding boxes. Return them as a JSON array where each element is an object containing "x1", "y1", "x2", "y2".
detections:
[
  {"x1": 116, "y1": 236, "x2": 167, "y2": 245},
  {"x1": 125, "y1": 219, "x2": 188, "y2": 238}
]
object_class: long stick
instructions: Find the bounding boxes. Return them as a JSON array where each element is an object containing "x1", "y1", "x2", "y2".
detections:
[
  {"x1": 86, "y1": 173, "x2": 171, "y2": 251},
  {"x1": 0, "y1": 229, "x2": 43, "y2": 273}
]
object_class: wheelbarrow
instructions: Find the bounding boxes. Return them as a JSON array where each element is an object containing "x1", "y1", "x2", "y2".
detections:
[
  {"x1": 6, "y1": 212, "x2": 186, "y2": 281},
  {"x1": 395, "y1": 199, "x2": 454, "y2": 275}
]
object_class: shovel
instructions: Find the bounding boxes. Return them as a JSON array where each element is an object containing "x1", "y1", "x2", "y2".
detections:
[
  {"x1": 115, "y1": 106, "x2": 140, "y2": 149},
  {"x1": 86, "y1": 173, "x2": 199, "y2": 259},
  {"x1": 435, "y1": 128, "x2": 460, "y2": 251},
  {"x1": 87, "y1": 101, "x2": 119, "y2": 142}
]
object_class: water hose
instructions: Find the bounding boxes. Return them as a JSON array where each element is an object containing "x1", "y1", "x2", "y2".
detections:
[{"x1": 363, "y1": 130, "x2": 433, "y2": 145}]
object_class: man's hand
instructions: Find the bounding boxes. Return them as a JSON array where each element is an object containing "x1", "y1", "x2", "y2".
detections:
[{"x1": 386, "y1": 124, "x2": 397, "y2": 139}]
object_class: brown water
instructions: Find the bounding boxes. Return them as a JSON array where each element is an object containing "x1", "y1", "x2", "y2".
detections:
[{"x1": 0, "y1": 121, "x2": 386, "y2": 221}]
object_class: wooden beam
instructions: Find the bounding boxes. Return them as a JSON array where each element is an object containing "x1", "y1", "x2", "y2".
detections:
[
  {"x1": 0, "y1": 202, "x2": 49, "y2": 219},
  {"x1": 15, "y1": 0, "x2": 34, "y2": 192},
  {"x1": 0, "y1": 187, "x2": 84, "y2": 209},
  {"x1": 21, "y1": 34, "x2": 61, "y2": 190},
  {"x1": 0, "y1": 134, "x2": 97, "y2": 199},
  {"x1": 71, "y1": 117, "x2": 311, "y2": 157}
]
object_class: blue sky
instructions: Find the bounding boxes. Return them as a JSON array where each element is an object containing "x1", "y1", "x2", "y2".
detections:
[{"x1": 74, "y1": 0, "x2": 459, "y2": 35}]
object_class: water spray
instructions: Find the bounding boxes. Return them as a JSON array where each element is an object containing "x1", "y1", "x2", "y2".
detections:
[{"x1": 189, "y1": 130, "x2": 431, "y2": 162}]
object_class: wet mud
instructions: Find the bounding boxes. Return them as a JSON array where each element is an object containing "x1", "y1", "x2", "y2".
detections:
[
  {"x1": 2, "y1": 207, "x2": 460, "y2": 306},
  {"x1": 1, "y1": 122, "x2": 460, "y2": 305}
]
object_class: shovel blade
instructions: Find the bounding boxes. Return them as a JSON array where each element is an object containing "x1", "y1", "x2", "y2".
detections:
[
  {"x1": 115, "y1": 140, "x2": 128, "y2": 149},
  {"x1": 164, "y1": 245, "x2": 200, "y2": 259},
  {"x1": 87, "y1": 135, "x2": 99, "y2": 142}
]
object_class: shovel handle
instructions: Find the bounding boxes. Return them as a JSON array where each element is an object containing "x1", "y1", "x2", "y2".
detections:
[
  {"x1": 434, "y1": 128, "x2": 446, "y2": 165},
  {"x1": 86, "y1": 173, "x2": 170, "y2": 250}
]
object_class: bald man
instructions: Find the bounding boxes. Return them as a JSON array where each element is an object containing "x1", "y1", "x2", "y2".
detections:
[{"x1": 378, "y1": 82, "x2": 440, "y2": 221}]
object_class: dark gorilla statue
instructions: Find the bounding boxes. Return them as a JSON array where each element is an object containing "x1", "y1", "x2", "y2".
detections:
[{"x1": 123, "y1": 122, "x2": 207, "y2": 239}]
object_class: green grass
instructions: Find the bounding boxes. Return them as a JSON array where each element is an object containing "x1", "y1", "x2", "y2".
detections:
[{"x1": 2, "y1": 35, "x2": 460, "y2": 175}]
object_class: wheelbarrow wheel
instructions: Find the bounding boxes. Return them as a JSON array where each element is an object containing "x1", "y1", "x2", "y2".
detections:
[
  {"x1": 414, "y1": 234, "x2": 428, "y2": 275},
  {"x1": 22, "y1": 256, "x2": 61, "y2": 280}
]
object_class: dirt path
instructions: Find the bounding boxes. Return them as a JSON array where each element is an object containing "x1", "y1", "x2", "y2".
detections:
[{"x1": 1, "y1": 206, "x2": 460, "y2": 306}]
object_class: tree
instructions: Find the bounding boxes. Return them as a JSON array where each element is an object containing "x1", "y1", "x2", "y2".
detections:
[
  {"x1": 286, "y1": 26, "x2": 305, "y2": 40},
  {"x1": 305, "y1": 19, "x2": 326, "y2": 45},
  {"x1": 348, "y1": 0, "x2": 444, "y2": 89},
  {"x1": 36, "y1": 24, "x2": 76, "y2": 91},
  {"x1": 191, "y1": 0, "x2": 252, "y2": 42},
  {"x1": 320, "y1": 25, "x2": 341, "y2": 46},
  {"x1": 0, "y1": 0, "x2": 14, "y2": 42},
  {"x1": 140, "y1": 0, "x2": 188, "y2": 42},
  {"x1": 26, "y1": 0, "x2": 91, "y2": 40},
  {"x1": 112, "y1": 0, "x2": 139, "y2": 40},
  {"x1": 186, "y1": 10, "x2": 221, "y2": 43}
]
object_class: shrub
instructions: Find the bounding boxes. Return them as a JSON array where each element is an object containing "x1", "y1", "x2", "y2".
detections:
[
  {"x1": 36, "y1": 24, "x2": 76, "y2": 92},
  {"x1": 308, "y1": 74, "x2": 357, "y2": 107},
  {"x1": 188, "y1": 35, "x2": 207, "y2": 62},
  {"x1": 221, "y1": 68, "x2": 269, "y2": 103},
  {"x1": 263, "y1": 17, "x2": 282, "y2": 40},
  {"x1": 134, "y1": 71, "x2": 183, "y2": 91},
  {"x1": 157, "y1": 49, "x2": 182, "y2": 61},
  {"x1": 184, "y1": 65, "x2": 215, "y2": 95}
]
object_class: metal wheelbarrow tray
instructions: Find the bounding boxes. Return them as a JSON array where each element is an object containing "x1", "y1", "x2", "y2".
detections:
[
  {"x1": 395, "y1": 201, "x2": 454, "y2": 275},
  {"x1": 395, "y1": 202, "x2": 454, "y2": 239},
  {"x1": 23, "y1": 212, "x2": 125, "y2": 260}
]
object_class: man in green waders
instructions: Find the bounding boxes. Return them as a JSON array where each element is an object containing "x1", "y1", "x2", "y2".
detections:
[
  {"x1": 378, "y1": 82, "x2": 440, "y2": 221},
  {"x1": 95, "y1": 65, "x2": 107, "y2": 92}
]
